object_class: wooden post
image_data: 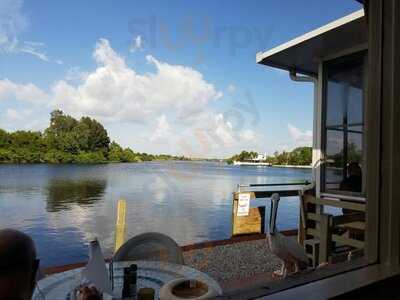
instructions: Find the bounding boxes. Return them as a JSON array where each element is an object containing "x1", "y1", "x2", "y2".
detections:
[
  {"x1": 298, "y1": 192, "x2": 307, "y2": 245},
  {"x1": 114, "y1": 199, "x2": 127, "y2": 253},
  {"x1": 319, "y1": 214, "x2": 332, "y2": 264},
  {"x1": 232, "y1": 192, "x2": 266, "y2": 236}
]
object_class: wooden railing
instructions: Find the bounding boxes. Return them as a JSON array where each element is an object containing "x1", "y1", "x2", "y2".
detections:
[
  {"x1": 233, "y1": 182, "x2": 366, "y2": 267},
  {"x1": 232, "y1": 182, "x2": 311, "y2": 236}
]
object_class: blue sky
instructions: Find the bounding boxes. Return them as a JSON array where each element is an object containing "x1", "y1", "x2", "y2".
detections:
[{"x1": 0, "y1": 0, "x2": 362, "y2": 158}]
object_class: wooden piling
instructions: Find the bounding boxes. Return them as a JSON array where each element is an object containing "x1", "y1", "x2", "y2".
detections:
[{"x1": 114, "y1": 199, "x2": 127, "y2": 253}]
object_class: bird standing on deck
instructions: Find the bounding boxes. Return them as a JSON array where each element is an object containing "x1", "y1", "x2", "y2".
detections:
[{"x1": 267, "y1": 193, "x2": 308, "y2": 278}]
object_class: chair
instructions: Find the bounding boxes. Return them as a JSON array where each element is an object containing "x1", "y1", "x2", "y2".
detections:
[
  {"x1": 112, "y1": 232, "x2": 185, "y2": 265},
  {"x1": 300, "y1": 193, "x2": 366, "y2": 266}
]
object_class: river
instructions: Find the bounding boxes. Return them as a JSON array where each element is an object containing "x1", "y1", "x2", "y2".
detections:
[{"x1": 0, "y1": 161, "x2": 311, "y2": 267}]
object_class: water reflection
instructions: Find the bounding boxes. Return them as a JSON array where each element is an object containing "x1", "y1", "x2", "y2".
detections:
[
  {"x1": 0, "y1": 162, "x2": 311, "y2": 267},
  {"x1": 46, "y1": 179, "x2": 107, "y2": 212}
]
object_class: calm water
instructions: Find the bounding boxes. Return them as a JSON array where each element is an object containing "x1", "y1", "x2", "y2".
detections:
[{"x1": 0, "y1": 161, "x2": 311, "y2": 267}]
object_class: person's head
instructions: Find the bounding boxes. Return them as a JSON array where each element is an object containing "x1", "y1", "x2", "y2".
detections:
[
  {"x1": 348, "y1": 162, "x2": 362, "y2": 177},
  {"x1": 0, "y1": 229, "x2": 39, "y2": 300}
]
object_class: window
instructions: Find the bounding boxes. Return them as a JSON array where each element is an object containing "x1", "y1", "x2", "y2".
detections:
[{"x1": 323, "y1": 52, "x2": 366, "y2": 196}]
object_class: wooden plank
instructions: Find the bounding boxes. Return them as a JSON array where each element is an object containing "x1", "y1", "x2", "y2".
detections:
[
  {"x1": 299, "y1": 193, "x2": 306, "y2": 245},
  {"x1": 304, "y1": 238, "x2": 320, "y2": 246},
  {"x1": 307, "y1": 213, "x2": 322, "y2": 222},
  {"x1": 321, "y1": 192, "x2": 366, "y2": 202},
  {"x1": 252, "y1": 190, "x2": 301, "y2": 198},
  {"x1": 307, "y1": 228, "x2": 320, "y2": 237},
  {"x1": 307, "y1": 221, "x2": 365, "y2": 234},
  {"x1": 332, "y1": 234, "x2": 364, "y2": 249},
  {"x1": 233, "y1": 190, "x2": 299, "y2": 199},
  {"x1": 307, "y1": 197, "x2": 366, "y2": 212},
  {"x1": 233, "y1": 190, "x2": 302, "y2": 200},
  {"x1": 332, "y1": 213, "x2": 365, "y2": 226},
  {"x1": 337, "y1": 222, "x2": 366, "y2": 231},
  {"x1": 319, "y1": 214, "x2": 332, "y2": 264}
]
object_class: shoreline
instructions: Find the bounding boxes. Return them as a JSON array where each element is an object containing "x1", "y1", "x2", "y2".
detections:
[
  {"x1": 0, "y1": 159, "x2": 192, "y2": 165},
  {"x1": 271, "y1": 164, "x2": 312, "y2": 169}
]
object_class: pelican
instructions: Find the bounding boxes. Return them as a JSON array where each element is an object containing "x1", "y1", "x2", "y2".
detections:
[{"x1": 267, "y1": 193, "x2": 308, "y2": 277}]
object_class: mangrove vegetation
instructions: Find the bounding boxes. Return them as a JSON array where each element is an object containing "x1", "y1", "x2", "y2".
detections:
[{"x1": 0, "y1": 110, "x2": 188, "y2": 164}]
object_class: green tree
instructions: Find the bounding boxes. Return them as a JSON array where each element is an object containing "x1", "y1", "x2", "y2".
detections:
[
  {"x1": 76, "y1": 151, "x2": 107, "y2": 163},
  {"x1": 226, "y1": 150, "x2": 258, "y2": 164},
  {"x1": 0, "y1": 109, "x2": 183, "y2": 164},
  {"x1": 71, "y1": 121, "x2": 90, "y2": 151},
  {"x1": 108, "y1": 142, "x2": 124, "y2": 162},
  {"x1": 44, "y1": 110, "x2": 79, "y2": 152},
  {"x1": 0, "y1": 148, "x2": 13, "y2": 162},
  {"x1": 0, "y1": 129, "x2": 10, "y2": 148},
  {"x1": 122, "y1": 148, "x2": 140, "y2": 162},
  {"x1": 288, "y1": 147, "x2": 312, "y2": 165},
  {"x1": 80, "y1": 117, "x2": 110, "y2": 153}
]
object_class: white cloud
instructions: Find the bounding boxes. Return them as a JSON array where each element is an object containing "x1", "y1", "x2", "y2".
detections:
[
  {"x1": 0, "y1": 1, "x2": 62, "y2": 63},
  {"x1": 213, "y1": 113, "x2": 235, "y2": 146},
  {"x1": 192, "y1": 112, "x2": 257, "y2": 148},
  {"x1": 0, "y1": 78, "x2": 49, "y2": 104},
  {"x1": 23, "y1": 41, "x2": 44, "y2": 47},
  {"x1": 0, "y1": 0, "x2": 26, "y2": 53},
  {"x1": 287, "y1": 123, "x2": 312, "y2": 147},
  {"x1": 19, "y1": 41, "x2": 63, "y2": 64},
  {"x1": 20, "y1": 46, "x2": 50, "y2": 62},
  {"x1": 51, "y1": 38, "x2": 222, "y2": 122},
  {"x1": 239, "y1": 129, "x2": 256, "y2": 141},
  {"x1": 65, "y1": 67, "x2": 89, "y2": 82},
  {"x1": 150, "y1": 115, "x2": 170, "y2": 141},
  {"x1": 130, "y1": 35, "x2": 143, "y2": 52},
  {"x1": 227, "y1": 84, "x2": 236, "y2": 93},
  {"x1": 1, "y1": 108, "x2": 47, "y2": 131},
  {"x1": 5, "y1": 108, "x2": 23, "y2": 121},
  {"x1": 0, "y1": 38, "x2": 262, "y2": 158}
]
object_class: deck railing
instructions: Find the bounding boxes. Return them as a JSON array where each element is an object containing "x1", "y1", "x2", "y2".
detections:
[
  {"x1": 232, "y1": 181, "x2": 313, "y2": 236},
  {"x1": 233, "y1": 181, "x2": 366, "y2": 267}
]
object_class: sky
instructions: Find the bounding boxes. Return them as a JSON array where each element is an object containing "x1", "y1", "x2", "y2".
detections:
[{"x1": 0, "y1": 0, "x2": 362, "y2": 158}]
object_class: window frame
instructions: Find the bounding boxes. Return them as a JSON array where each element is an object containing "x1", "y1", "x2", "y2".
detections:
[
  {"x1": 321, "y1": 50, "x2": 367, "y2": 197},
  {"x1": 224, "y1": 0, "x2": 400, "y2": 297},
  {"x1": 219, "y1": 44, "x2": 379, "y2": 300}
]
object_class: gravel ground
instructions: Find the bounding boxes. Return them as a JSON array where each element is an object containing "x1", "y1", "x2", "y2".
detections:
[{"x1": 183, "y1": 238, "x2": 282, "y2": 284}]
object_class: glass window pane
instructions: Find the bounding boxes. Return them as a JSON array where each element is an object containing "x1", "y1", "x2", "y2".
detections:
[
  {"x1": 348, "y1": 130, "x2": 363, "y2": 164},
  {"x1": 323, "y1": 53, "x2": 365, "y2": 195},
  {"x1": 326, "y1": 81, "x2": 344, "y2": 126},
  {"x1": 348, "y1": 86, "x2": 363, "y2": 125},
  {"x1": 325, "y1": 129, "x2": 344, "y2": 190}
]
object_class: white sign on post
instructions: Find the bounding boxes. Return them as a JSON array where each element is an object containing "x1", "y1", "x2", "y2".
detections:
[{"x1": 237, "y1": 193, "x2": 251, "y2": 216}]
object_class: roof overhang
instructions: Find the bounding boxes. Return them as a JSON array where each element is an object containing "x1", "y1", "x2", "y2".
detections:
[{"x1": 256, "y1": 9, "x2": 367, "y2": 76}]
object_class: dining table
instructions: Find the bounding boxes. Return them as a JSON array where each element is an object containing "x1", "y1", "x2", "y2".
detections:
[{"x1": 33, "y1": 260, "x2": 222, "y2": 300}]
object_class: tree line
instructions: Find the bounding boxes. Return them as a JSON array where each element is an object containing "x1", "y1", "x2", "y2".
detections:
[
  {"x1": 0, "y1": 110, "x2": 188, "y2": 164},
  {"x1": 227, "y1": 147, "x2": 312, "y2": 166}
]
